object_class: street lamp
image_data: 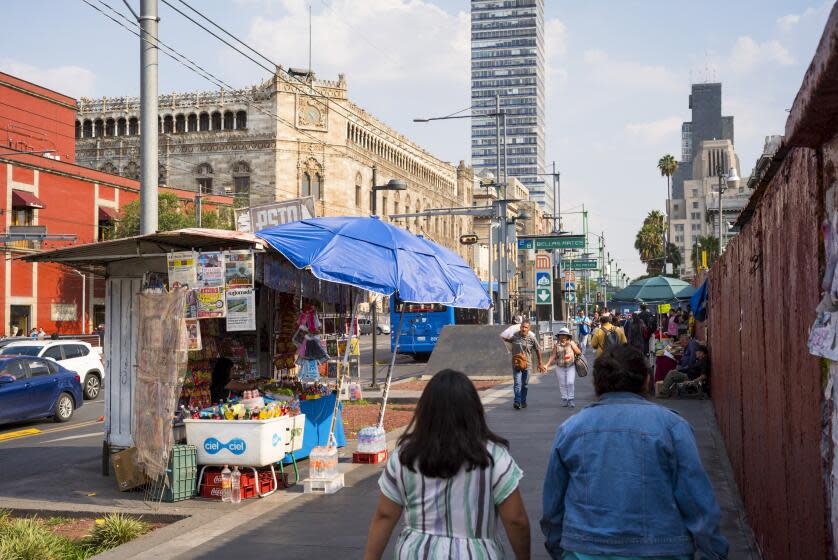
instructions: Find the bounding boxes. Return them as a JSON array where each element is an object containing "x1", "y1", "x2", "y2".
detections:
[
  {"x1": 508, "y1": 210, "x2": 530, "y2": 320},
  {"x1": 369, "y1": 165, "x2": 408, "y2": 390},
  {"x1": 716, "y1": 166, "x2": 740, "y2": 256}
]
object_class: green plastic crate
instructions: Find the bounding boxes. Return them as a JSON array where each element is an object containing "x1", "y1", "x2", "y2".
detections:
[{"x1": 162, "y1": 444, "x2": 197, "y2": 502}]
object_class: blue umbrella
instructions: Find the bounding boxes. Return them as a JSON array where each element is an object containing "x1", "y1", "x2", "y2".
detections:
[{"x1": 256, "y1": 216, "x2": 490, "y2": 308}]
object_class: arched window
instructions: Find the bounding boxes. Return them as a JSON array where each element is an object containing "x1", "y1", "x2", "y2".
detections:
[
  {"x1": 301, "y1": 158, "x2": 323, "y2": 200},
  {"x1": 123, "y1": 161, "x2": 139, "y2": 180},
  {"x1": 196, "y1": 162, "x2": 213, "y2": 194},
  {"x1": 129, "y1": 117, "x2": 139, "y2": 135},
  {"x1": 163, "y1": 115, "x2": 173, "y2": 133},
  {"x1": 235, "y1": 111, "x2": 246, "y2": 129},
  {"x1": 94, "y1": 119, "x2": 104, "y2": 137},
  {"x1": 187, "y1": 114, "x2": 197, "y2": 132},
  {"x1": 211, "y1": 111, "x2": 221, "y2": 130},
  {"x1": 158, "y1": 116, "x2": 162, "y2": 134},
  {"x1": 199, "y1": 112, "x2": 209, "y2": 131},
  {"x1": 83, "y1": 120, "x2": 93, "y2": 138},
  {"x1": 159, "y1": 163, "x2": 167, "y2": 185},
  {"x1": 117, "y1": 118, "x2": 127, "y2": 136},
  {"x1": 301, "y1": 172, "x2": 311, "y2": 197},
  {"x1": 175, "y1": 114, "x2": 185, "y2": 133},
  {"x1": 75, "y1": 121, "x2": 81, "y2": 139},
  {"x1": 223, "y1": 111, "x2": 234, "y2": 129},
  {"x1": 105, "y1": 118, "x2": 115, "y2": 136},
  {"x1": 232, "y1": 161, "x2": 251, "y2": 196}
]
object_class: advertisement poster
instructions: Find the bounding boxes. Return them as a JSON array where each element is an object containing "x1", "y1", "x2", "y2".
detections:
[
  {"x1": 186, "y1": 319, "x2": 202, "y2": 351},
  {"x1": 184, "y1": 289, "x2": 198, "y2": 319},
  {"x1": 197, "y1": 252, "x2": 224, "y2": 288},
  {"x1": 224, "y1": 250, "x2": 254, "y2": 288},
  {"x1": 226, "y1": 288, "x2": 256, "y2": 331},
  {"x1": 197, "y1": 287, "x2": 226, "y2": 319},
  {"x1": 167, "y1": 251, "x2": 197, "y2": 289},
  {"x1": 235, "y1": 197, "x2": 316, "y2": 233}
]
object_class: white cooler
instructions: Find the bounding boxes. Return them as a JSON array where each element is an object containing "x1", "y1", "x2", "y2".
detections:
[{"x1": 183, "y1": 414, "x2": 306, "y2": 466}]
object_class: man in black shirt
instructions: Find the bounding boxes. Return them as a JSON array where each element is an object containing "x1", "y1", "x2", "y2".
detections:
[{"x1": 660, "y1": 345, "x2": 709, "y2": 397}]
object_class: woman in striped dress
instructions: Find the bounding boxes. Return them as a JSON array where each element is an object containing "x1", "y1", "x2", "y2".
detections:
[{"x1": 364, "y1": 369, "x2": 530, "y2": 559}]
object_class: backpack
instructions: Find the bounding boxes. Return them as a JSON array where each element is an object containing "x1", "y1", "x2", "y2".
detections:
[{"x1": 602, "y1": 326, "x2": 621, "y2": 350}]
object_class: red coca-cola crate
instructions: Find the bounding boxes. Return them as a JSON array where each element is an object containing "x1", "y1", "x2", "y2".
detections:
[{"x1": 199, "y1": 467, "x2": 279, "y2": 499}]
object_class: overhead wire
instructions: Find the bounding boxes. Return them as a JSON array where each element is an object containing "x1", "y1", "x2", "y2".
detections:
[{"x1": 165, "y1": 0, "x2": 459, "y2": 174}]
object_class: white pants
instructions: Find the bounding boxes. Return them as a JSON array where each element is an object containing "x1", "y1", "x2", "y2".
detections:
[
  {"x1": 578, "y1": 333, "x2": 590, "y2": 353},
  {"x1": 556, "y1": 365, "x2": 576, "y2": 400}
]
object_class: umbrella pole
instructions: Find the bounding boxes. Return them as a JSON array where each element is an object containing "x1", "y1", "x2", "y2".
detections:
[
  {"x1": 377, "y1": 309, "x2": 406, "y2": 429},
  {"x1": 328, "y1": 297, "x2": 358, "y2": 447}
]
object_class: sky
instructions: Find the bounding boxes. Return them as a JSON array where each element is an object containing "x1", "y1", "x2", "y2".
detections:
[{"x1": 2, "y1": 0, "x2": 832, "y2": 278}]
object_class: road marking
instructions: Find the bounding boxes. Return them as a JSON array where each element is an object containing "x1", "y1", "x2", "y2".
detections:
[
  {"x1": 41, "y1": 432, "x2": 102, "y2": 444},
  {"x1": 0, "y1": 428, "x2": 41, "y2": 441},
  {"x1": 0, "y1": 419, "x2": 102, "y2": 444}
]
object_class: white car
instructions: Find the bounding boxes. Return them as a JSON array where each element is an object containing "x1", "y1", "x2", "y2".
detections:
[
  {"x1": 357, "y1": 318, "x2": 391, "y2": 335},
  {"x1": 0, "y1": 340, "x2": 105, "y2": 400}
]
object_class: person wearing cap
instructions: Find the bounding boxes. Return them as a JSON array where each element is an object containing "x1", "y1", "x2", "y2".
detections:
[{"x1": 544, "y1": 327, "x2": 582, "y2": 407}]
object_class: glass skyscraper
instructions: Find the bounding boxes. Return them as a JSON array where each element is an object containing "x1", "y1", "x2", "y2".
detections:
[{"x1": 471, "y1": 0, "x2": 548, "y2": 209}]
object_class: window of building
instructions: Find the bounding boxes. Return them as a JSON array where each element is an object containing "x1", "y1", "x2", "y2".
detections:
[
  {"x1": 301, "y1": 172, "x2": 321, "y2": 200},
  {"x1": 692, "y1": 201, "x2": 699, "y2": 209},
  {"x1": 128, "y1": 117, "x2": 138, "y2": 135},
  {"x1": 94, "y1": 119, "x2": 104, "y2": 137},
  {"x1": 196, "y1": 163, "x2": 213, "y2": 194},
  {"x1": 117, "y1": 118, "x2": 127, "y2": 136},
  {"x1": 235, "y1": 111, "x2": 247, "y2": 129},
  {"x1": 199, "y1": 112, "x2": 209, "y2": 131},
  {"x1": 355, "y1": 186, "x2": 362, "y2": 207},
  {"x1": 692, "y1": 224, "x2": 701, "y2": 231},
  {"x1": 211, "y1": 111, "x2": 222, "y2": 130},
  {"x1": 232, "y1": 161, "x2": 251, "y2": 197},
  {"x1": 381, "y1": 196, "x2": 388, "y2": 216},
  {"x1": 223, "y1": 111, "x2": 234, "y2": 130},
  {"x1": 691, "y1": 189, "x2": 698, "y2": 198},
  {"x1": 105, "y1": 118, "x2": 115, "y2": 136},
  {"x1": 163, "y1": 115, "x2": 173, "y2": 133},
  {"x1": 675, "y1": 224, "x2": 684, "y2": 231},
  {"x1": 691, "y1": 212, "x2": 701, "y2": 220},
  {"x1": 83, "y1": 120, "x2": 93, "y2": 138},
  {"x1": 97, "y1": 207, "x2": 117, "y2": 241},
  {"x1": 175, "y1": 114, "x2": 185, "y2": 133},
  {"x1": 11, "y1": 206, "x2": 33, "y2": 227},
  {"x1": 187, "y1": 114, "x2": 197, "y2": 132}
]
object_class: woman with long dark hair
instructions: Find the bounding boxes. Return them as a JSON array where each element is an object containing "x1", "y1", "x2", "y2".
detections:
[
  {"x1": 364, "y1": 369, "x2": 531, "y2": 559},
  {"x1": 541, "y1": 345, "x2": 728, "y2": 559}
]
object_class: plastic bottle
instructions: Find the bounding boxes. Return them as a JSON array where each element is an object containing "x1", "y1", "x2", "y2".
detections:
[
  {"x1": 230, "y1": 467, "x2": 241, "y2": 504},
  {"x1": 221, "y1": 465, "x2": 232, "y2": 503}
]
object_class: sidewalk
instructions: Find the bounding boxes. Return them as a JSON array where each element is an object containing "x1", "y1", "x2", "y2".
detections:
[{"x1": 159, "y1": 357, "x2": 760, "y2": 560}]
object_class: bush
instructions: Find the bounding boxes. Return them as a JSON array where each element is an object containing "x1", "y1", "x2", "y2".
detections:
[
  {"x1": 0, "y1": 515, "x2": 84, "y2": 560},
  {"x1": 83, "y1": 514, "x2": 149, "y2": 554}
]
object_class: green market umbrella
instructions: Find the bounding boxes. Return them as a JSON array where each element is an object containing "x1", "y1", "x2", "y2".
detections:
[{"x1": 610, "y1": 275, "x2": 695, "y2": 305}]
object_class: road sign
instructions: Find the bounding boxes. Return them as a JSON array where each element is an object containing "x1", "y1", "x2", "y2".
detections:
[
  {"x1": 535, "y1": 253, "x2": 551, "y2": 270},
  {"x1": 535, "y1": 271, "x2": 552, "y2": 306},
  {"x1": 563, "y1": 270, "x2": 576, "y2": 283},
  {"x1": 561, "y1": 259, "x2": 598, "y2": 270},
  {"x1": 565, "y1": 292, "x2": 577, "y2": 303},
  {"x1": 517, "y1": 234, "x2": 585, "y2": 250},
  {"x1": 564, "y1": 281, "x2": 576, "y2": 292}
]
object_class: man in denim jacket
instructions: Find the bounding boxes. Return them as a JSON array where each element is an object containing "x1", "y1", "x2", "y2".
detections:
[{"x1": 541, "y1": 345, "x2": 728, "y2": 560}]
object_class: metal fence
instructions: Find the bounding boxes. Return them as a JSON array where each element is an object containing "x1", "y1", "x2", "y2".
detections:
[{"x1": 707, "y1": 147, "x2": 827, "y2": 558}]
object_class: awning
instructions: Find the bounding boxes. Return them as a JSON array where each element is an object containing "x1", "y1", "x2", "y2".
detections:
[
  {"x1": 98, "y1": 206, "x2": 118, "y2": 221},
  {"x1": 12, "y1": 190, "x2": 45, "y2": 209}
]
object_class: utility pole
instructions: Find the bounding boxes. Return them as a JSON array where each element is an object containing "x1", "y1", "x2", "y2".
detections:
[
  {"x1": 553, "y1": 163, "x2": 562, "y2": 330},
  {"x1": 370, "y1": 165, "x2": 379, "y2": 389},
  {"x1": 195, "y1": 189, "x2": 202, "y2": 227},
  {"x1": 139, "y1": 0, "x2": 159, "y2": 234},
  {"x1": 494, "y1": 95, "x2": 503, "y2": 325}
]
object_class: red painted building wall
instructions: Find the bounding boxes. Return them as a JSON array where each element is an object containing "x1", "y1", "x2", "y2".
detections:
[{"x1": 0, "y1": 73, "x2": 232, "y2": 336}]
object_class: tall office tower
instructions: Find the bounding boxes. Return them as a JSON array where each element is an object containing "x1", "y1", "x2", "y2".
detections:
[{"x1": 471, "y1": 0, "x2": 549, "y2": 210}]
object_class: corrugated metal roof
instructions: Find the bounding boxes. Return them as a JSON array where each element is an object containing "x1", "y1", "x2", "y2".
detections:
[{"x1": 22, "y1": 228, "x2": 265, "y2": 268}]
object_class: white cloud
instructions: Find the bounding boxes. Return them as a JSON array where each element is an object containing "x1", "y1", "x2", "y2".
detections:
[
  {"x1": 545, "y1": 18, "x2": 568, "y2": 57},
  {"x1": 728, "y1": 36, "x2": 795, "y2": 72},
  {"x1": 777, "y1": 5, "x2": 822, "y2": 32},
  {"x1": 580, "y1": 49, "x2": 681, "y2": 93},
  {"x1": 777, "y1": 14, "x2": 801, "y2": 30},
  {"x1": 245, "y1": 0, "x2": 469, "y2": 86},
  {"x1": 624, "y1": 116, "x2": 683, "y2": 145},
  {"x1": 1, "y1": 59, "x2": 96, "y2": 98}
]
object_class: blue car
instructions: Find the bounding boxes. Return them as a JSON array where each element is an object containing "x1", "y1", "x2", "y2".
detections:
[{"x1": 0, "y1": 356, "x2": 83, "y2": 425}]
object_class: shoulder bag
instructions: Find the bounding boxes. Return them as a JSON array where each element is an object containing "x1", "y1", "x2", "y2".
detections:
[{"x1": 574, "y1": 354, "x2": 589, "y2": 377}]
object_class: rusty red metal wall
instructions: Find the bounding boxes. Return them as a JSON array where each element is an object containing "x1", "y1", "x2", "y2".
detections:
[{"x1": 708, "y1": 146, "x2": 827, "y2": 558}]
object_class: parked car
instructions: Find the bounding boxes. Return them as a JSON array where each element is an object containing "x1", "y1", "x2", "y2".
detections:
[
  {"x1": 0, "y1": 356, "x2": 83, "y2": 424},
  {"x1": 0, "y1": 340, "x2": 105, "y2": 400},
  {"x1": 357, "y1": 318, "x2": 391, "y2": 335}
]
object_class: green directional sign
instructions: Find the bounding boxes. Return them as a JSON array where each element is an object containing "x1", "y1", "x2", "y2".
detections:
[
  {"x1": 536, "y1": 286, "x2": 552, "y2": 305},
  {"x1": 561, "y1": 259, "x2": 599, "y2": 270},
  {"x1": 518, "y1": 235, "x2": 585, "y2": 250}
]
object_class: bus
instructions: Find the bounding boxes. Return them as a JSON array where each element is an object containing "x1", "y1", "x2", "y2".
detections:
[{"x1": 390, "y1": 298, "x2": 488, "y2": 359}]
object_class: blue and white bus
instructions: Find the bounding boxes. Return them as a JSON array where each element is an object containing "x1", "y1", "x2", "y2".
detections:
[{"x1": 390, "y1": 298, "x2": 488, "y2": 359}]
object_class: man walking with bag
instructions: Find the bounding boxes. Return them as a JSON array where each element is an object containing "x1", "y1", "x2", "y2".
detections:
[{"x1": 501, "y1": 319, "x2": 545, "y2": 409}]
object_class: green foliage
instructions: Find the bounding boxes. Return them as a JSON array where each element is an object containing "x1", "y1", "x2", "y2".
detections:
[
  {"x1": 0, "y1": 515, "x2": 87, "y2": 560},
  {"x1": 657, "y1": 154, "x2": 678, "y2": 177},
  {"x1": 634, "y1": 210, "x2": 666, "y2": 276},
  {"x1": 692, "y1": 235, "x2": 720, "y2": 270},
  {"x1": 83, "y1": 514, "x2": 149, "y2": 554},
  {"x1": 114, "y1": 192, "x2": 233, "y2": 238}
]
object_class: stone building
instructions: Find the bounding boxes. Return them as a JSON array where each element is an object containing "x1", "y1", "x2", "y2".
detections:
[{"x1": 74, "y1": 71, "x2": 473, "y2": 257}]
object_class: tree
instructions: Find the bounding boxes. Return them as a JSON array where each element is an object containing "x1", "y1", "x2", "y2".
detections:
[
  {"x1": 634, "y1": 210, "x2": 666, "y2": 276},
  {"x1": 114, "y1": 192, "x2": 233, "y2": 238},
  {"x1": 692, "y1": 235, "x2": 720, "y2": 270},
  {"x1": 657, "y1": 154, "x2": 678, "y2": 272}
]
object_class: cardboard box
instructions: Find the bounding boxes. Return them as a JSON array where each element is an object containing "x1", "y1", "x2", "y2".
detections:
[{"x1": 111, "y1": 447, "x2": 148, "y2": 491}]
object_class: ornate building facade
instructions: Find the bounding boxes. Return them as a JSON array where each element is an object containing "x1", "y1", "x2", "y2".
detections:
[{"x1": 74, "y1": 72, "x2": 474, "y2": 257}]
